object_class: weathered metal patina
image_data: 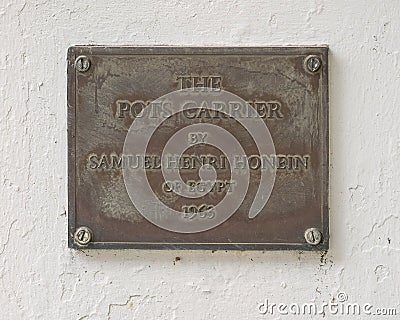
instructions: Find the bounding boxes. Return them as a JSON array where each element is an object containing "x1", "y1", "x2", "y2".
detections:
[{"x1": 67, "y1": 46, "x2": 329, "y2": 250}]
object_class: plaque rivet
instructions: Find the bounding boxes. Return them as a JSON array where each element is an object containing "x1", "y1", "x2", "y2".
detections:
[
  {"x1": 304, "y1": 228, "x2": 322, "y2": 245},
  {"x1": 74, "y1": 226, "x2": 93, "y2": 246},
  {"x1": 75, "y1": 55, "x2": 91, "y2": 72},
  {"x1": 305, "y1": 55, "x2": 322, "y2": 73}
]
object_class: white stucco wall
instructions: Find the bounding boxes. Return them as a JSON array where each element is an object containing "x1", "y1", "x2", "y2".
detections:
[{"x1": 1, "y1": 1, "x2": 399, "y2": 319}]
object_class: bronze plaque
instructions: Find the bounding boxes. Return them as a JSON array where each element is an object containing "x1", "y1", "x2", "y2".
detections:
[{"x1": 67, "y1": 46, "x2": 329, "y2": 250}]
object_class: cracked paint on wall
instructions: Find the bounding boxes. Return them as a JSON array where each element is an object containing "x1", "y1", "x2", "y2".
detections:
[{"x1": 0, "y1": 0, "x2": 399, "y2": 319}]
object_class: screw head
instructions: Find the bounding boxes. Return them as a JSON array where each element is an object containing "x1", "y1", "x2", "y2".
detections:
[
  {"x1": 304, "y1": 228, "x2": 322, "y2": 245},
  {"x1": 305, "y1": 55, "x2": 322, "y2": 73},
  {"x1": 75, "y1": 55, "x2": 91, "y2": 72},
  {"x1": 74, "y1": 226, "x2": 93, "y2": 246}
]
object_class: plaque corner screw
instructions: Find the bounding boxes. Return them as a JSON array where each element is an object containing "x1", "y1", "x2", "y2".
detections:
[
  {"x1": 305, "y1": 55, "x2": 322, "y2": 73},
  {"x1": 304, "y1": 227, "x2": 322, "y2": 245},
  {"x1": 74, "y1": 226, "x2": 93, "y2": 246},
  {"x1": 75, "y1": 55, "x2": 91, "y2": 72}
]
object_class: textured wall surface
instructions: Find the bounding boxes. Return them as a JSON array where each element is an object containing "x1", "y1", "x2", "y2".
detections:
[{"x1": 0, "y1": 1, "x2": 399, "y2": 319}]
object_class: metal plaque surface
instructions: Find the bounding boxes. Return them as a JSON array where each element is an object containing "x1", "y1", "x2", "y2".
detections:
[{"x1": 67, "y1": 46, "x2": 329, "y2": 250}]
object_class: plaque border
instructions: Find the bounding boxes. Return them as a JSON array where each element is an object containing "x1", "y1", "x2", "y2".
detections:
[{"x1": 67, "y1": 46, "x2": 329, "y2": 251}]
